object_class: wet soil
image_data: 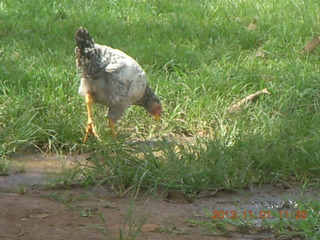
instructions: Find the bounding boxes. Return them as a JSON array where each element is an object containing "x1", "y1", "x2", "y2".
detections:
[{"x1": 0, "y1": 153, "x2": 319, "y2": 240}]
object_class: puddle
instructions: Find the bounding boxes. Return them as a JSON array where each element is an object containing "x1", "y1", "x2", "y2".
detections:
[{"x1": 0, "y1": 154, "x2": 88, "y2": 188}]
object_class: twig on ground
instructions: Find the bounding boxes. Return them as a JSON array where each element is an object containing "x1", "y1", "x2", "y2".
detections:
[{"x1": 228, "y1": 88, "x2": 271, "y2": 113}]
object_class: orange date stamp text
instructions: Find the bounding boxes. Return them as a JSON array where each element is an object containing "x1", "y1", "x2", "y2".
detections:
[{"x1": 211, "y1": 210, "x2": 308, "y2": 220}]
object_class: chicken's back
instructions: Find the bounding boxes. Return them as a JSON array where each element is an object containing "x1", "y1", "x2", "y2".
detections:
[{"x1": 75, "y1": 28, "x2": 147, "y2": 120}]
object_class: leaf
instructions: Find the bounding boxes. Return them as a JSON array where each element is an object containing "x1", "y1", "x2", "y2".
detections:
[
  {"x1": 303, "y1": 36, "x2": 320, "y2": 53},
  {"x1": 141, "y1": 223, "x2": 161, "y2": 232},
  {"x1": 101, "y1": 200, "x2": 118, "y2": 209},
  {"x1": 254, "y1": 48, "x2": 269, "y2": 58},
  {"x1": 225, "y1": 223, "x2": 240, "y2": 232},
  {"x1": 80, "y1": 208, "x2": 93, "y2": 217},
  {"x1": 246, "y1": 18, "x2": 258, "y2": 31}
]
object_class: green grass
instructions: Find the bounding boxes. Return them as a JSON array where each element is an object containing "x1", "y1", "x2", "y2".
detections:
[
  {"x1": 1, "y1": 0, "x2": 320, "y2": 204},
  {"x1": 1, "y1": 0, "x2": 320, "y2": 237},
  {"x1": 270, "y1": 201, "x2": 320, "y2": 239},
  {"x1": 85, "y1": 201, "x2": 148, "y2": 240},
  {"x1": 196, "y1": 201, "x2": 320, "y2": 239}
]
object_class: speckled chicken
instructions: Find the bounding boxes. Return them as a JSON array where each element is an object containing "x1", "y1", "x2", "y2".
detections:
[{"x1": 75, "y1": 27, "x2": 162, "y2": 142}]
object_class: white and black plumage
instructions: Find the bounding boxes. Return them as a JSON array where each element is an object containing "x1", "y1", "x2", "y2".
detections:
[{"x1": 75, "y1": 27, "x2": 162, "y2": 141}]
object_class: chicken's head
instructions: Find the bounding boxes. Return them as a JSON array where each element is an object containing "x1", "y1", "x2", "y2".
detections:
[
  {"x1": 149, "y1": 102, "x2": 162, "y2": 120},
  {"x1": 135, "y1": 85, "x2": 162, "y2": 120}
]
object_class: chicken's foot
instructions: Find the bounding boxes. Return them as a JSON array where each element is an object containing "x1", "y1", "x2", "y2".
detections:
[{"x1": 83, "y1": 93, "x2": 100, "y2": 142}]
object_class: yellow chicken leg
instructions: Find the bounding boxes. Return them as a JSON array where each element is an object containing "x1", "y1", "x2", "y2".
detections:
[
  {"x1": 108, "y1": 117, "x2": 117, "y2": 139},
  {"x1": 83, "y1": 93, "x2": 100, "y2": 142}
]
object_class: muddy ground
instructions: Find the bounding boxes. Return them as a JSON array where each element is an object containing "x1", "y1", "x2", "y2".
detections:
[{"x1": 0, "y1": 153, "x2": 319, "y2": 240}]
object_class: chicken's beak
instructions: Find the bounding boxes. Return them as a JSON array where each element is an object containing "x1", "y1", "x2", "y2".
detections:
[{"x1": 154, "y1": 114, "x2": 160, "y2": 120}]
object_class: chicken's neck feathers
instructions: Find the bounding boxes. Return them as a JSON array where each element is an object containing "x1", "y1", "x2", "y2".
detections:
[{"x1": 135, "y1": 85, "x2": 160, "y2": 111}]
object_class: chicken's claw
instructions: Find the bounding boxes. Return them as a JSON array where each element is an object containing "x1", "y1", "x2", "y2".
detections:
[{"x1": 83, "y1": 122, "x2": 100, "y2": 142}]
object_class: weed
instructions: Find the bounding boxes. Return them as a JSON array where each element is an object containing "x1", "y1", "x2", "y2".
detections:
[
  {"x1": 49, "y1": 191, "x2": 89, "y2": 203},
  {"x1": 267, "y1": 201, "x2": 320, "y2": 239},
  {"x1": 1, "y1": 0, "x2": 320, "y2": 237},
  {"x1": 85, "y1": 200, "x2": 148, "y2": 240},
  {"x1": 0, "y1": 155, "x2": 10, "y2": 176}
]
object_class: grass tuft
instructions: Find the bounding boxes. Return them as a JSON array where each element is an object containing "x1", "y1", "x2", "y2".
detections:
[{"x1": 1, "y1": 0, "x2": 320, "y2": 199}]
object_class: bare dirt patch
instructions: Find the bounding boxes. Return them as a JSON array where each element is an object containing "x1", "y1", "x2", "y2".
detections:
[{"x1": 0, "y1": 154, "x2": 318, "y2": 240}]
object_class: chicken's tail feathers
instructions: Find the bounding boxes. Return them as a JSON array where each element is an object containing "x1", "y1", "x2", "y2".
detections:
[{"x1": 75, "y1": 27, "x2": 95, "y2": 49}]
